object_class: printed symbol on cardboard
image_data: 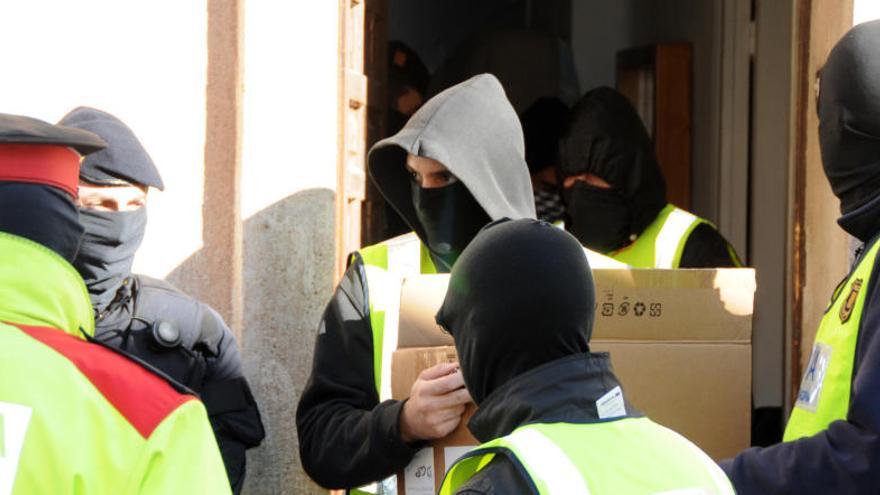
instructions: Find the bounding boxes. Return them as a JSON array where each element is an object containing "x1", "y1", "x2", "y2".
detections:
[
  {"x1": 633, "y1": 302, "x2": 646, "y2": 316},
  {"x1": 839, "y1": 278, "x2": 863, "y2": 324},
  {"x1": 618, "y1": 302, "x2": 630, "y2": 316},
  {"x1": 649, "y1": 303, "x2": 662, "y2": 317},
  {"x1": 602, "y1": 303, "x2": 614, "y2": 317},
  {"x1": 414, "y1": 465, "x2": 432, "y2": 479}
]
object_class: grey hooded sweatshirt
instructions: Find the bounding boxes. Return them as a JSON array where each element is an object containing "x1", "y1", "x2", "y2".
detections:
[
  {"x1": 297, "y1": 74, "x2": 535, "y2": 490},
  {"x1": 370, "y1": 73, "x2": 535, "y2": 245}
]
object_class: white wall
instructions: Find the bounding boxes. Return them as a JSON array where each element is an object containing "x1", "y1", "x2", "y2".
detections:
[
  {"x1": 855, "y1": 0, "x2": 880, "y2": 24},
  {"x1": 239, "y1": 2, "x2": 339, "y2": 493},
  {"x1": 241, "y1": 2, "x2": 338, "y2": 218},
  {"x1": 0, "y1": 0, "x2": 208, "y2": 279}
]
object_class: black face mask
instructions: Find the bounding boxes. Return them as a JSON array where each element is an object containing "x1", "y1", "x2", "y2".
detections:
[
  {"x1": 563, "y1": 182, "x2": 631, "y2": 253},
  {"x1": 0, "y1": 183, "x2": 84, "y2": 262},
  {"x1": 75, "y1": 208, "x2": 147, "y2": 314},
  {"x1": 411, "y1": 180, "x2": 491, "y2": 272}
]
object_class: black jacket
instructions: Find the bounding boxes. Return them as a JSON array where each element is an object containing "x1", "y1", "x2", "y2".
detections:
[
  {"x1": 452, "y1": 353, "x2": 640, "y2": 494},
  {"x1": 720, "y1": 237, "x2": 880, "y2": 493},
  {"x1": 296, "y1": 256, "x2": 421, "y2": 489},
  {"x1": 94, "y1": 275, "x2": 264, "y2": 494}
]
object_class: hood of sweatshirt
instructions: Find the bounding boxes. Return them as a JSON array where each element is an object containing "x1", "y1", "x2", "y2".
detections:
[{"x1": 368, "y1": 74, "x2": 536, "y2": 265}]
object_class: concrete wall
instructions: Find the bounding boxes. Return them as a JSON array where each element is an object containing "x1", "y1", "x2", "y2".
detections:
[
  {"x1": 238, "y1": 1, "x2": 338, "y2": 493},
  {"x1": 2, "y1": 2, "x2": 339, "y2": 493}
]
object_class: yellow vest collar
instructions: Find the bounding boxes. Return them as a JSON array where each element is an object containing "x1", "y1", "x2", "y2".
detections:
[{"x1": 0, "y1": 232, "x2": 94, "y2": 338}]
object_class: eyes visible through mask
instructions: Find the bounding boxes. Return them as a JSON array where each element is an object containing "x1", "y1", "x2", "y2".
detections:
[
  {"x1": 77, "y1": 183, "x2": 148, "y2": 212},
  {"x1": 406, "y1": 165, "x2": 459, "y2": 189}
]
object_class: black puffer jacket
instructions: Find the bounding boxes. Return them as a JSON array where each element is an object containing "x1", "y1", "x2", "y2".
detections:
[{"x1": 94, "y1": 275, "x2": 264, "y2": 494}]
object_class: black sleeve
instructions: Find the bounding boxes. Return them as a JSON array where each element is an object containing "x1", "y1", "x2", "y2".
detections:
[
  {"x1": 678, "y1": 223, "x2": 741, "y2": 268},
  {"x1": 199, "y1": 307, "x2": 265, "y2": 495},
  {"x1": 296, "y1": 256, "x2": 421, "y2": 489},
  {"x1": 455, "y1": 456, "x2": 534, "y2": 495},
  {"x1": 719, "y1": 255, "x2": 880, "y2": 493}
]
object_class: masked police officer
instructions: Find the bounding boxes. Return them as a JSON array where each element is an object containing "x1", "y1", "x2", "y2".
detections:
[
  {"x1": 721, "y1": 20, "x2": 880, "y2": 493},
  {"x1": 559, "y1": 87, "x2": 740, "y2": 268},
  {"x1": 436, "y1": 219, "x2": 734, "y2": 494},
  {"x1": 59, "y1": 107, "x2": 264, "y2": 494},
  {"x1": 0, "y1": 113, "x2": 230, "y2": 494}
]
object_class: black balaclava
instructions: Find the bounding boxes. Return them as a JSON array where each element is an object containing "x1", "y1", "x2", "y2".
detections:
[
  {"x1": 819, "y1": 20, "x2": 880, "y2": 242},
  {"x1": 521, "y1": 97, "x2": 569, "y2": 223},
  {"x1": 58, "y1": 107, "x2": 162, "y2": 313},
  {"x1": 559, "y1": 87, "x2": 666, "y2": 252},
  {"x1": 411, "y1": 180, "x2": 491, "y2": 272},
  {"x1": 75, "y1": 208, "x2": 147, "y2": 313},
  {"x1": 0, "y1": 182, "x2": 84, "y2": 262},
  {"x1": 436, "y1": 218, "x2": 594, "y2": 404}
]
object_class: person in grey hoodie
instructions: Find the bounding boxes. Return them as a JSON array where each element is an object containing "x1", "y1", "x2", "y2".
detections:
[{"x1": 296, "y1": 74, "x2": 536, "y2": 491}]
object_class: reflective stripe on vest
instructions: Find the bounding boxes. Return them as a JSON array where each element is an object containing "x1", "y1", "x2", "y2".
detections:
[
  {"x1": 357, "y1": 232, "x2": 436, "y2": 401},
  {"x1": 610, "y1": 204, "x2": 706, "y2": 269},
  {"x1": 440, "y1": 418, "x2": 735, "y2": 495},
  {"x1": 784, "y1": 237, "x2": 880, "y2": 441}
]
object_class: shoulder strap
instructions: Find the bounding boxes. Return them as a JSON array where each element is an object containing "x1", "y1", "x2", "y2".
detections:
[{"x1": 656, "y1": 207, "x2": 703, "y2": 268}]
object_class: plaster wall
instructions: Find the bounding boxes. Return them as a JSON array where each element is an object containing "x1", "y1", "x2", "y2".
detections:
[
  {"x1": 0, "y1": 0, "x2": 208, "y2": 280},
  {"x1": 1, "y1": 2, "x2": 340, "y2": 493},
  {"x1": 239, "y1": 2, "x2": 339, "y2": 493}
]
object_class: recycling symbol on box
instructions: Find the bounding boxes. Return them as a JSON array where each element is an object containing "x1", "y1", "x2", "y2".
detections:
[{"x1": 634, "y1": 302, "x2": 646, "y2": 316}]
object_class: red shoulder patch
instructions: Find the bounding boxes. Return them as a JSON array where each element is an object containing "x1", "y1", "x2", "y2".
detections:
[{"x1": 13, "y1": 323, "x2": 195, "y2": 438}]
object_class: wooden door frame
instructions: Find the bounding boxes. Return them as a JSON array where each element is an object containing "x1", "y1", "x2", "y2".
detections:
[{"x1": 787, "y1": 0, "x2": 853, "y2": 410}]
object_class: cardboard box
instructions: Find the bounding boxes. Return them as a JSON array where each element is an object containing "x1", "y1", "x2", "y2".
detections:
[
  {"x1": 394, "y1": 268, "x2": 755, "y2": 467},
  {"x1": 589, "y1": 268, "x2": 754, "y2": 460},
  {"x1": 391, "y1": 345, "x2": 478, "y2": 494}
]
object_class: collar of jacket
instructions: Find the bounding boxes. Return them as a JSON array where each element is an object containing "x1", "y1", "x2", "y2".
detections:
[
  {"x1": 0, "y1": 231, "x2": 94, "y2": 338},
  {"x1": 467, "y1": 352, "x2": 641, "y2": 442}
]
